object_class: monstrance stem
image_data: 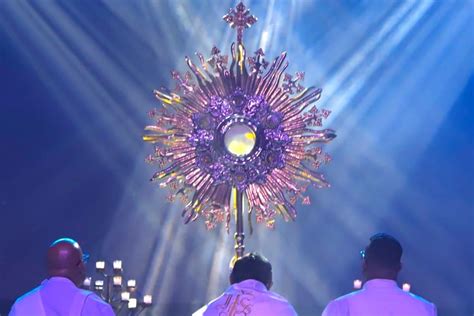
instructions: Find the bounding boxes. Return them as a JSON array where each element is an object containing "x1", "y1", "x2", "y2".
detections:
[{"x1": 234, "y1": 188, "x2": 245, "y2": 259}]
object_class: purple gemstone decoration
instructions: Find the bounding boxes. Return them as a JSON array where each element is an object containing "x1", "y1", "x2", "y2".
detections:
[
  {"x1": 220, "y1": 99, "x2": 233, "y2": 117},
  {"x1": 263, "y1": 112, "x2": 282, "y2": 129},
  {"x1": 188, "y1": 88, "x2": 291, "y2": 190},
  {"x1": 193, "y1": 113, "x2": 216, "y2": 130},
  {"x1": 243, "y1": 96, "x2": 263, "y2": 117}
]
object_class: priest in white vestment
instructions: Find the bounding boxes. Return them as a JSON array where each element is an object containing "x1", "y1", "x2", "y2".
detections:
[
  {"x1": 193, "y1": 253, "x2": 297, "y2": 316},
  {"x1": 9, "y1": 238, "x2": 114, "y2": 316},
  {"x1": 322, "y1": 233, "x2": 437, "y2": 316}
]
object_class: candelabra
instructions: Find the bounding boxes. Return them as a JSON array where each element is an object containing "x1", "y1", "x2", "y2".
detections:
[{"x1": 82, "y1": 260, "x2": 153, "y2": 315}]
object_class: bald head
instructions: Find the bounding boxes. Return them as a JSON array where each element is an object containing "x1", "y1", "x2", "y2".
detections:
[{"x1": 47, "y1": 238, "x2": 86, "y2": 286}]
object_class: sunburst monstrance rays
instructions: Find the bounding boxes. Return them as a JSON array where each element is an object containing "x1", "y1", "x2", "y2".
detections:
[{"x1": 144, "y1": 2, "x2": 336, "y2": 230}]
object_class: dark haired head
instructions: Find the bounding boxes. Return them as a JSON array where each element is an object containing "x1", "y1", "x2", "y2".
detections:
[
  {"x1": 230, "y1": 253, "x2": 273, "y2": 290},
  {"x1": 362, "y1": 233, "x2": 402, "y2": 280}
]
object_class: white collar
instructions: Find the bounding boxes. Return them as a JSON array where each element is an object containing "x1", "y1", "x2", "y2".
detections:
[
  {"x1": 44, "y1": 276, "x2": 78, "y2": 287},
  {"x1": 231, "y1": 279, "x2": 268, "y2": 292},
  {"x1": 363, "y1": 279, "x2": 398, "y2": 289}
]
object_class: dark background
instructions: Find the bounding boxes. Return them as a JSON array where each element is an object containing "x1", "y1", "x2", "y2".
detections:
[{"x1": 1, "y1": 1, "x2": 473, "y2": 315}]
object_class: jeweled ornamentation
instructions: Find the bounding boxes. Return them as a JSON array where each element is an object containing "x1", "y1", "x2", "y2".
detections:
[{"x1": 144, "y1": 2, "x2": 336, "y2": 230}]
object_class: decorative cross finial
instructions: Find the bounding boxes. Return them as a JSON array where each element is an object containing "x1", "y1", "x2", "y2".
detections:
[{"x1": 223, "y1": 2, "x2": 257, "y2": 44}]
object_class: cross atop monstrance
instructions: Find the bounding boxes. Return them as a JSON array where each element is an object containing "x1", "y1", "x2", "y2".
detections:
[{"x1": 223, "y1": 2, "x2": 257, "y2": 44}]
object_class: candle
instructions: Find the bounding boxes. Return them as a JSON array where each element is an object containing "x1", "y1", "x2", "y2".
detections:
[
  {"x1": 113, "y1": 260, "x2": 122, "y2": 270},
  {"x1": 353, "y1": 279, "x2": 362, "y2": 289},
  {"x1": 113, "y1": 275, "x2": 122, "y2": 286},
  {"x1": 83, "y1": 277, "x2": 91, "y2": 287},
  {"x1": 95, "y1": 261, "x2": 105, "y2": 270},
  {"x1": 121, "y1": 291, "x2": 130, "y2": 302},
  {"x1": 128, "y1": 298, "x2": 137, "y2": 309},
  {"x1": 402, "y1": 283, "x2": 411, "y2": 292},
  {"x1": 94, "y1": 280, "x2": 104, "y2": 290},
  {"x1": 143, "y1": 295, "x2": 153, "y2": 305},
  {"x1": 127, "y1": 279, "x2": 136, "y2": 288}
]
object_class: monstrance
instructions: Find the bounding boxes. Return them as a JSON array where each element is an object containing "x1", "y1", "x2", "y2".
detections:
[{"x1": 144, "y1": 2, "x2": 336, "y2": 261}]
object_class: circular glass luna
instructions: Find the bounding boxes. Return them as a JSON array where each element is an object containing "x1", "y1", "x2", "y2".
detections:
[{"x1": 224, "y1": 123, "x2": 256, "y2": 157}]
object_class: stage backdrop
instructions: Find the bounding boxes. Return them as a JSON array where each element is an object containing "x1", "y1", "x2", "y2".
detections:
[{"x1": 0, "y1": 1, "x2": 473, "y2": 315}]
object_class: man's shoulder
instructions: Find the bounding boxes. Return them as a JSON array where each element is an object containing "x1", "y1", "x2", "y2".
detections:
[
  {"x1": 404, "y1": 292, "x2": 436, "y2": 308},
  {"x1": 377, "y1": 286, "x2": 436, "y2": 309},
  {"x1": 192, "y1": 292, "x2": 228, "y2": 316},
  {"x1": 323, "y1": 289, "x2": 366, "y2": 314},
  {"x1": 10, "y1": 286, "x2": 45, "y2": 315},
  {"x1": 80, "y1": 290, "x2": 111, "y2": 306},
  {"x1": 13, "y1": 286, "x2": 43, "y2": 304},
  {"x1": 332, "y1": 289, "x2": 365, "y2": 303},
  {"x1": 265, "y1": 290, "x2": 295, "y2": 306},
  {"x1": 246, "y1": 289, "x2": 297, "y2": 315},
  {"x1": 77, "y1": 288, "x2": 98, "y2": 298},
  {"x1": 81, "y1": 290, "x2": 115, "y2": 315},
  {"x1": 192, "y1": 304, "x2": 207, "y2": 316}
]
